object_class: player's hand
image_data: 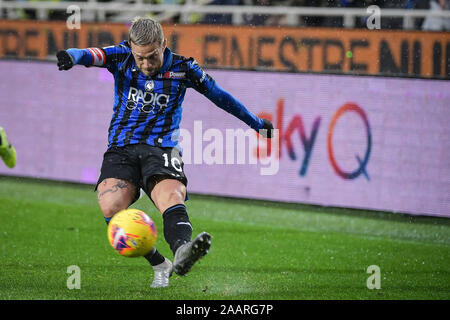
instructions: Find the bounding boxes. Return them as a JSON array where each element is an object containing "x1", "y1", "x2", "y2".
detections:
[
  {"x1": 258, "y1": 118, "x2": 274, "y2": 138},
  {"x1": 56, "y1": 50, "x2": 74, "y2": 71}
]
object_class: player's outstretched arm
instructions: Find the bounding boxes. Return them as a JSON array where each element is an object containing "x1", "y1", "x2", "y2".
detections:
[
  {"x1": 204, "y1": 82, "x2": 274, "y2": 138},
  {"x1": 56, "y1": 47, "x2": 107, "y2": 70},
  {"x1": 187, "y1": 60, "x2": 274, "y2": 138}
]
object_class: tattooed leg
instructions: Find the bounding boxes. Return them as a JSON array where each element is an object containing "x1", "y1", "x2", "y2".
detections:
[{"x1": 97, "y1": 178, "x2": 137, "y2": 218}]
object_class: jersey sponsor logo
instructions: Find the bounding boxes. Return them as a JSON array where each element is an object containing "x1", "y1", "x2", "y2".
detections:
[
  {"x1": 87, "y1": 47, "x2": 105, "y2": 66},
  {"x1": 126, "y1": 87, "x2": 169, "y2": 113},
  {"x1": 158, "y1": 71, "x2": 186, "y2": 79}
]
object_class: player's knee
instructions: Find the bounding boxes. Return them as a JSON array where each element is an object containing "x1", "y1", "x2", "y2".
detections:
[
  {"x1": 96, "y1": 178, "x2": 136, "y2": 218},
  {"x1": 98, "y1": 199, "x2": 128, "y2": 219},
  {"x1": 168, "y1": 186, "x2": 185, "y2": 202},
  {"x1": 160, "y1": 190, "x2": 185, "y2": 212},
  {"x1": 152, "y1": 180, "x2": 186, "y2": 213}
]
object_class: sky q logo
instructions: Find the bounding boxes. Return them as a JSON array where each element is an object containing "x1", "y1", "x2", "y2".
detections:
[
  {"x1": 328, "y1": 103, "x2": 372, "y2": 180},
  {"x1": 256, "y1": 99, "x2": 372, "y2": 180}
]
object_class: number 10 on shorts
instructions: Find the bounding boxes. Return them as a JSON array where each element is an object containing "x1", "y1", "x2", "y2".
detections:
[{"x1": 162, "y1": 153, "x2": 183, "y2": 173}]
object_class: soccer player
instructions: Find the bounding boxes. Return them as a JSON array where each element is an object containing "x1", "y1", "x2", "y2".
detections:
[
  {"x1": 56, "y1": 17, "x2": 274, "y2": 288},
  {"x1": 0, "y1": 127, "x2": 17, "y2": 168}
]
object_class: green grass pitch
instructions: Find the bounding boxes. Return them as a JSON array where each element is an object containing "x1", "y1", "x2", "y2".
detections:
[{"x1": 0, "y1": 176, "x2": 449, "y2": 300}]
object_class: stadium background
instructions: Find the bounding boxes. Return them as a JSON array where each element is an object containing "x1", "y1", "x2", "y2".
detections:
[
  {"x1": 0, "y1": 0, "x2": 449, "y2": 301},
  {"x1": 1, "y1": 15, "x2": 449, "y2": 218}
]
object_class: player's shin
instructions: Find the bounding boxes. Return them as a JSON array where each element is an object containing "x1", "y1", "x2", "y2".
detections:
[
  {"x1": 162, "y1": 204, "x2": 193, "y2": 255},
  {"x1": 144, "y1": 247, "x2": 166, "y2": 266}
]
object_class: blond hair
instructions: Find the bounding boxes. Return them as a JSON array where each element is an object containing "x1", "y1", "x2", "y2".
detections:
[{"x1": 128, "y1": 17, "x2": 164, "y2": 46}]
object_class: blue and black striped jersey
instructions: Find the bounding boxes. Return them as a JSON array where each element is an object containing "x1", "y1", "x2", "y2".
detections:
[{"x1": 66, "y1": 41, "x2": 263, "y2": 149}]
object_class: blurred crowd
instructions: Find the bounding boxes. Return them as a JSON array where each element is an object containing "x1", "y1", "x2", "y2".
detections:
[
  {"x1": 200, "y1": 0, "x2": 450, "y2": 30},
  {"x1": 3, "y1": 0, "x2": 450, "y2": 31}
]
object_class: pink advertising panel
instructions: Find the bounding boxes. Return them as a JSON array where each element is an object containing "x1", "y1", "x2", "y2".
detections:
[{"x1": 0, "y1": 60, "x2": 449, "y2": 217}]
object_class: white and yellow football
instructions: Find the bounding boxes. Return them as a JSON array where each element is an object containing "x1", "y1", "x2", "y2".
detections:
[{"x1": 107, "y1": 208, "x2": 157, "y2": 257}]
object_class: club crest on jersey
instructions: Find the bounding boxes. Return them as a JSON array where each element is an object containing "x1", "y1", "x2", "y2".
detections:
[{"x1": 145, "y1": 80, "x2": 154, "y2": 92}]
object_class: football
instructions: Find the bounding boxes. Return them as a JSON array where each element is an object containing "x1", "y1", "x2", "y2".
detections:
[{"x1": 107, "y1": 208, "x2": 157, "y2": 257}]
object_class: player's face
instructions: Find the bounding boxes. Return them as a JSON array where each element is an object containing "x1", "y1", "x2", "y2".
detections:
[{"x1": 131, "y1": 39, "x2": 167, "y2": 77}]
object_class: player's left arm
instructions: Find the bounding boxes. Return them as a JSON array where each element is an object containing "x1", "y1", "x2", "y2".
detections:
[
  {"x1": 56, "y1": 43, "x2": 130, "y2": 71},
  {"x1": 57, "y1": 48, "x2": 107, "y2": 70},
  {"x1": 187, "y1": 60, "x2": 274, "y2": 138}
]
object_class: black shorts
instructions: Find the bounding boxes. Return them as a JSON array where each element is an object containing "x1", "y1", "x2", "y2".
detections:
[{"x1": 95, "y1": 144, "x2": 188, "y2": 203}]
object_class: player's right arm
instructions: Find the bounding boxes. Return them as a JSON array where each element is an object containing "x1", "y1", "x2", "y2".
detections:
[
  {"x1": 186, "y1": 59, "x2": 274, "y2": 138},
  {"x1": 56, "y1": 42, "x2": 131, "y2": 71}
]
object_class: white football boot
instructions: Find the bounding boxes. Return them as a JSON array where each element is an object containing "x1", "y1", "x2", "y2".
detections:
[{"x1": 151, "y1": 258, "x2": 173, "y2": 288}]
